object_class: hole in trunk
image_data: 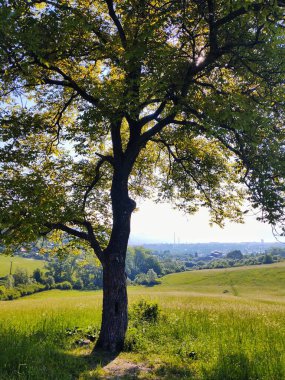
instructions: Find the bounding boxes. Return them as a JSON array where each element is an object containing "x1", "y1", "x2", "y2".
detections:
[{"x1": 115, "y1": 302, "x2": 119, "y2": 315}]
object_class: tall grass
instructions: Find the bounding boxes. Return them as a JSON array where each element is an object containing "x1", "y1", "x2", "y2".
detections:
[
  {"x1": 126, "y1": 294, "x2": 285, "y2": 379},
  {"x1": 0, "y1": 264, "x2": 284, "y2": 379}
]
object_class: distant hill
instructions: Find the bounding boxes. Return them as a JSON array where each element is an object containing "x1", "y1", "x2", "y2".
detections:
[
  {"x1": 157, "y1": 261, "x2": 285, "y2": 300},
  {"x1": 0, "y1": 255, "x2": 45, "y2": 277},
  {"x1": 140, "y1": 242, "x2": 283, "y2": 257}
]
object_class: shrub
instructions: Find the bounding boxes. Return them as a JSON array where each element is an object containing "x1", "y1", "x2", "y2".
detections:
[
  {"x1": 73, "y1": 279, "x2": 84, "y2": 290},
  {"x1": 55, "y1": 281, "x2": 73, "y2": 290},
  {"x1": 5, "y1": 275, "x2": 14, "y2": 289},
  {"x1": 32, "y1": 268, "x2": 45, "y2": 284},
  {"x1": 45, "y1": 275, "x2": 55, "y2": 288},
  {"x1": 130, "y1": 299, "x2": 160, "y2": 324},
  {"x1": 124, "y1": 327, "x2": 146, "y2": 352},
  {"x1": 4, "y1": 288, "x2": 21, "y2": 300},
  {"x1": 263, "y1": 254, "x2": 273, "y2": 264},
  {"x1": 13, "y1": 268, "x2": 30, "y2": 286},
  {"x1": 17, "y1": 283, "x2": 45, "y2": 296},
  {"x1": 0, "y1": 285, "x2": 6, "y2": 299}
]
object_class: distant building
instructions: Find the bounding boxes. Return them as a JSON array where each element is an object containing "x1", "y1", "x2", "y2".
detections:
[{"x1": 210, "y1": 251, "x2": 224, "y2": 258}]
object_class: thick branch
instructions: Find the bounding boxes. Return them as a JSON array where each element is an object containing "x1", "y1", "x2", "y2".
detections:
[
  {"x1": 215, "y1": 2, "x2": 284, "y2": 28},
  {"x1": 207, "y1": 0, "x2": 218, "y2": 53},
  {"x1": 215, "y1": 3, "x2": 263, "y2": 28},
  {"x1": 45, "y1": 222, "x2": 90, "y2": 241},
  {"x1": 31, "y1": 55, "x2": 99, "y2": 106},
  {"x1": 139, "y1": 113, "x2": 176, "y2": 146},
  {"x1": 138, "y1": 101, "x2": 168, "y2": 128},
  {"x1": 105, "y1": 0, "x2": 127, "y2": 49},
  {"x1": 72, "y1": 219, "x2": 104, "y2": 262},
  {"x1": 111, "y1": 120, "x2": 124, "y2": 162},
  {"x1": 45, "y1": 221, "x2": 104, "y2": 263}
]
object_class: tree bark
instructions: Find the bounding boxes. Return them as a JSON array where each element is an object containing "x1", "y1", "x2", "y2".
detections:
[
  {"x1": 95, "y1": 255, "x2": 128, "y2": 352},
  {"x1": 94, "y1": 170, "x2": 136, "y2": 352}
]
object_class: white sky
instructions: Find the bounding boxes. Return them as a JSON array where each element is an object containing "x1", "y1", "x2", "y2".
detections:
[{"x1": 129, "y1": 200, "x2": 277, "y2": 244}]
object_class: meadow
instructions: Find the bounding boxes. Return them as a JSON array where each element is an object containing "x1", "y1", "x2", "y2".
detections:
[
  {"x1": 0, "y1": 262, "x2": 284, "y2": 379},
  {"x1": 0, "y1": 255, "x2": 45, "y2": 277}
]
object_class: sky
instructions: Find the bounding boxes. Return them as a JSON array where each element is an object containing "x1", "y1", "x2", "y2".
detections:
[{"x1": 129, "y1": 200, "x2": 279, "y2": 244}]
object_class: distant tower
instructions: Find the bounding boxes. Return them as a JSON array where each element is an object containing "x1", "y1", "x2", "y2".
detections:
[{"x1": 174, "y1": 232, "x2": 176, "y2": 245}]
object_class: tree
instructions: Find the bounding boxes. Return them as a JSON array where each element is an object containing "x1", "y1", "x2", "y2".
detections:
[
  {"x1": 226, "y1": 250, "x2": 243, "y2": 261},
  {"x1": 263, "y1": 253, "x2": 273, "y2": 264},
  {"x1": 13, "y1": 268, "x2": 30, "y2": 286},
  {"x1": 146, "y1": 269, "x2": 159, "y2": 285},
  {"x1": 32, "y1": 268, "x2": 45, "y2": 284},
  {"x1": 1, "y1": 1, "x2": 285, "y2": 351}
]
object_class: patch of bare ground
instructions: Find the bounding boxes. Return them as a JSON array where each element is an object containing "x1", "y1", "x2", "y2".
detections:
[{"x1": 102, "y1": 358, "x2": 152, "y2": 379}]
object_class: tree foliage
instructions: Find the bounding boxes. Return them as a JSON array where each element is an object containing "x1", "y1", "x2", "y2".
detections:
[
  {"x1": 0, "y1": 0, "x2": 285, "y2": 351},
  {"x1": 0, "y1": 0, "x2": 284, "y2": 253}
]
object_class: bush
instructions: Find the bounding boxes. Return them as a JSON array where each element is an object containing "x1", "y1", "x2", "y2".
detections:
[
  {"x1": 124, "y1": 327, "x2": 146, "y2": 352},
  {"x1": 5, "y1": 275, "x2": 14, "y2": 289},
  {"x1": 0, "y1": 283, "x2": 46, "y2": 301},
  {"x1": 130, "y1": 299, "x2": 160, "y2": 324},
  {"x1": 13, "y1": 268, "x2": 30, "y2": 286},
  {"x1": 44, "y1": 275, "x2": 55, "y2": 289},
  {"x1": 3, "y1": 288, "x2": 21, "y2": 300},
  {"x1": 17, "y1": 283, "x2": 45, "y2": 296},
  {"x1": 263, "y1": 254, "x2": 273, "y2": 264},
  {"x1": 0, "y1": 285, "x2": 6, "y2": 298},
  {"x1": 73, "y1": 279, "x2": 84, "y2": 290},
  {"x1": 55, "y1": 281, "x2": 73, "y2": 290},
  {"x1": 32, "y1": 268, "x2": 45, "y2": 284}
]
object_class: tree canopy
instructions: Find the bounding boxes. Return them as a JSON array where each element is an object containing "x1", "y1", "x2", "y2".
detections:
[
  {"x1": 1, "y1": 1, "x2": 285, "y2": 251},
  {"x1": 0, "y1": 0, "x2": 285, "y2": 351}
]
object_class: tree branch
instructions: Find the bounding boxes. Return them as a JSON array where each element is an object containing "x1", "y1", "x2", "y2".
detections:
[
  {"x1": 31, "y1": 54, "x2": 100, "y2": 106},
  {"x1": 105, "y1": 0, "x2": 127, "y2": 49},
  {"x1": 151, "y1": 137, "x2": 217, "y2": 212},
  {"x1": 111, "y1": 120, "x2": 124, "y2": 162},
  {"x1": 207, "y1": 0, "x2": 218, "y2": 53},
  {"x1": 215, "y1": 3, "x2": 263, "y2": 28},
  {"x1": 138, "y1": 101, "x2": 168, "y2": 128},
  {"x1": 45, "y1": 221, "x2": 104, "y2": 263},
  {"x1": 45, "y1": 222, "x2": 90, "y2": 241},
  {"x1": 72, "y1": 219, "x2": 104, "y2": 262},
  {"x1": 139, "y1": 113, "x2": 176, "y2": 146},
  {"x1": 49, "y1": 91, "x2": 78, "y2": 150},
  {"x1": 82, "y1": 157, "x2": 111, "y2": 211}
]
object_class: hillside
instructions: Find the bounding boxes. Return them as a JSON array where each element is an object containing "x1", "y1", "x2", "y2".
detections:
[
  {"x1": 0, "y1": 261, "x2": 284, "y2": 379},
  {"x1": 0, "y1": 255, "x2": 45, "y2": 277},
  {"x1": 155, "y1": 261, "x2": 285, "y2": 300}
]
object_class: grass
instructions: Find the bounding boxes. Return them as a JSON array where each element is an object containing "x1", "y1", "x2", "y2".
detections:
[
  {"x1": 156, "y1": 261, "x2": 285, "y2": 300},
  {"x1": 0, "y1": 262, "x2": 284, "y2": 379},
  {"x1": 0, "y1": 255, "x2": 45, "y2": 277}
]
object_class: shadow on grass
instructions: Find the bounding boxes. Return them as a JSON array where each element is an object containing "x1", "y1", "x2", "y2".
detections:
[
  {"x1": 0, "y1": 329, "x2": 119, "y2": 380},
  {"x1": 203, "y1": 353, "x2": 252, "y2": 380}
]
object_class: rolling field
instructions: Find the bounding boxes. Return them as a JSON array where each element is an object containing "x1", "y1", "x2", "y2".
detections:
[
  {"x1": 0, "y1": 262, "x2": 284, "y2": 379},
  {"x1": 0, "y1": 255, "x2": 45, "y2": 277}
]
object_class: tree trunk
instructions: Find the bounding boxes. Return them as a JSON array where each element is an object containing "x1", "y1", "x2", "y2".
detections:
[
  {"x1": 95, "y1": 255, "x2": 128, "y2": 352},
  {"x1": 93, "y1": 167, "x2": 136, "y2": 352}
]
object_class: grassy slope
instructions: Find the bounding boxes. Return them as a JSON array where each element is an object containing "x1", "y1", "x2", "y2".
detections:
[
  {"x1": 0, "y1": 255, "x2": 45, "y2": 277},
  {"x1": 0, "y1": 262, "x2": 284, "y2": 379},
  {"x1": 155, "y1": 261, "x2": 285, "y2": 300}
]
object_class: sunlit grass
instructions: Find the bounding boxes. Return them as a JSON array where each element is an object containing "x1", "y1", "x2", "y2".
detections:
[
  {"x1": 0, "y1": 263, "x2": 284, "y2": 379},
  {"x1": 0, "y1": 255, "x2": 45, "y2": 277}
]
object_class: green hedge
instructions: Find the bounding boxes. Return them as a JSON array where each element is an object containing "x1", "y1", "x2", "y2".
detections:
[
  {"x1": 54, "y1": 281, "x2": 73, "y2": 290},
  {"x1": 0, "y1": 283, "x2": 46, "y2": 301}
]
